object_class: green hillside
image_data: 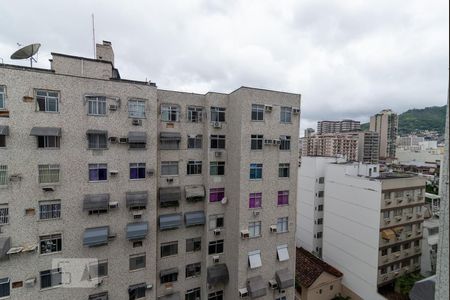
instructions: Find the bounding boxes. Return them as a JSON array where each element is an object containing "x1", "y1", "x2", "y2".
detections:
[{"x1": 361, "y1": 105, "x2": 447, "y2": 135}]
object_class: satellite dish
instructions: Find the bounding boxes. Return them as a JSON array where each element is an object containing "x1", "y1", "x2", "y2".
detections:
[{"x1": 10, "y1": 43, "x2": 41, "y2": 67}]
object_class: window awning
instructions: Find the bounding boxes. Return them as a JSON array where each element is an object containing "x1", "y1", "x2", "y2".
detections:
[
  {"x1": 126, "y1": 191, "x2": 148, "y2": 208},
  {"x1": 247, "y1": 275, "x2": 267, "y2": 298},
  {"x1": 128, "y1": 131, "x2": 147, "y2": 143},
  {"x1": 159, "y1": 213, "x2": 182, "y2": 230},
  {"x1": 126, "y1": 222, "x2": 149, "y2": 240},
  {"x1": 248, "y1": 250, "x2": 262, "y2": 269},
  {"x1": 0, "y1": 125, "x2": 9, "y2": 136},
  {"x1": 30, "y1": 127, "x2": 61, "y2": 136},
  {"x1": 0, "y1": 236, "x2": 11, "y2": 258},
  {"x1": 185, "y1": 211, "x2": 205, "y2": 226},
  {"x1": 381, "y1": 229, "x2": 396, "y2": 240},
  {"x1": 88, "y1": 292, "x2": 108, "y2": 300},
  {"x1": 158, "y1": 292, "x2": 180, "y2": 300},
  {"x1": 160, "y1": 132, "x2": 181, "y2": 140},
  {"x1": 159, "y1": 187, "x2": 181, "y2": 206},
  {"x1": 275, "y1": 269, "x2": 294, "y2": 289},
  {"x1": 277, "y1": 245, "x2": 289, "y2": 262},
  {"x1": 207, "y1": 264, "x2": 229, "y2": 286},
  {"x1": 83, "y1": 194, "x2": 110, "y2": 211},
  {"x1": 160, "y1": 267, "x2": 178, "y2": 277},
  {"x1": 86, "y1": 129, "x2": 108, "y2": 135},
  {"x1": 83, "y1": 227, "x2": 109, "y2": 247},
  {"x1": 128, "y1": 282, "x2": 146, "y2": 294},
  {"x1": 185, "y1": 185, "x2": 205, "y2": 200}
]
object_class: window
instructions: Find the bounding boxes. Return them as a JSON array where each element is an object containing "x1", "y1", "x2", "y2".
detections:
[
  {"x1": 0, "y1": 277, "x2": 10, "y2": 298},
  {"x1": 187, "y1": 160, "x2": 202, "y2": 175},
  {"x1": 38, "y1": 164, "x2": 60, "y2": 184},
  {"x1": 129, "y1": 253, "x2": 146, "y2": 271},
  {"x1": 186, "y1": 237, "x2": 201, "y2": 252},
  {"x1": 210, "y1": 107, "x2": 225, "y2": 122},
  {"x1": 208, "y1": 291, "x2": 224, "y2": 300},
  {"x1": 88, "y1": 133, "x2": 107, "y2": 149},
  {"x1": 210, "y1": 135, "x2": 226, "y2": 149},
  {"x1": 210, "y1": 161, "x2": 225, "y2": 176},
  {"x1": 403, "y1": 242, "x2": 411, "y2": 250},
  {"x1": 37, "y1": 136, "x2": 60, "y2": 148},
  {"x1": 404, "y1": 207, "x2": 414, "y2": 215},
  {"x1": 278, "y1": 163, "x2": 290, "y2": 178},
  {"x1": 186, "y1": 287, "x2": 201, "y2": 300},
  {"x1": 316, "y1": 232, "x2": 323, "y2": 238},
  {"x1": 40, "y1": 234, "x2": 62, "y2": 254},
  {"x1": 248, "y1": 250, "x2": 262, "y2": 269},
  {"x1": 89, "y1": 259, "x2": 108, "y2": 279},
  {"x1": 161, "y1": 161, "x2": 179, "y2": 176},
  {"x1": 89, "y1": 164, "x2": 107, "y2": 181},
  {"x1": 187, "y1": 106, "x2": 203, "y2": 122},
  {"x1": 276, "y1": 297, "x2": 287, "y2": 300},
  {"x1": 40, "y1": 268, "x2": 62, "y2": 289},
  {"x1": 130, "y1": 163, "x2": 146, "y2": 180},
  {"x1": 277, "y1": 244, "x2": 289, "y2": 261},
  {"x1": 251, "y1": 134, "x2": 263, "y2": 150},
  {"x1": 394, "y1": 208, "x2": 402, "y2": 217},
  {"x1": 39, "y1": 200, "x2": 61, "y2": 220},
  {"x1": 0, "y1": 86, "x2": 5, "y2": 109},
  {"x1": 317, "y1": 218, "x2": 323, "y2": 225},
  {"x1": 209, "y1": 214, "x2": 224, "y2": 230},
  {"x1": 392, "y1": 245, "x2": 401, "y2": 253},
  {"x1": 161, "y1": 241, "x2": 178, "y2": 257},
  {"x1": 383, "y1": 211, "x2": 391, "y2": 219},
  {"x1": 188, "y1": 135, "x2": 202, "y2": 149},
  {"x1": 280, "y1": 107, "x2": 292, "y2": 123},
  {"x1": 0, "y1": 165, "x2": 6, "y2": 186},
  {"x1": 0, "y1": 205, "x2": 8, "y2": 225},
  {"x1": 249, "y1": 221, "x2": 261, "y2": 238},
  {"x1": 318, "y1": 177, "x2": 325, "y2": 184},
  {"x1": 0, "y1": 135, "x2": 5, "y2": 148},
  {"x1": 277, "y1": 217, "x2": 288, "y2": 233},
  {"x1": 414, "y1": 240, "x2": 420, "y2": 247},
  {"x1": 185, "y1": 262, "x2": 201, "y2": 278},
  {"x1": 395, "y1": 191, "x2": 404, "y2": 198},
  {"x1": 317, "y1": 191, "x2": 324, "y2": 198},
  {"x1": 129, "y1": 283, "x2": 146, "y2": 299},
  {"x1": 36, "y1": 90, "x2": 59, "y2": 112},
  {"x1": 384, "y1": 192, "x2": 391, "y2": 199},
  {"x1": 404, "y1": 224, "x2": 413, "y2": 232},
  {"x1": 87, "y1": 96, "x2": 107, "y2": 116},
  {"x1": 416, "y1": 206, "x2": 422, "y2": 213},
  {"x1": 161, "y1": 104, "x2": 180, "y2": 122},
  {"x1": 209, "y1": 188, "x2": 225, "y2": 202},
  {"x1": 160, "y1": 270, "x2": 178, "y2": 284},
  {"x1": 89, "y1": 292, "x2": 109, "y2": 300},
  {"x1": 208, "y1": 240, "x2": 224, "y2": 254},
  {"x1": 413, "y1": 257, "x2": 420, "y2": 264},
  {"x1": 128, "y1": 99, "x2": 145, "y2": 118},
  {"x1": 317, "y1": 205, "x2": 323, "y2": 211},
  {"x1": 381, "y1": 249, "x2": 388, "y2": 256},
  {"x1": 277, "y1": 191, "x2": 289, "y2": 206},
  {"x1": 251, "y1": 104, "x2": 264, "y2": 121},
  {"x1": 250, "y1": 163, "x2": 263, "y2": 179},
  {"x1": 416, "y1": 223, "x2": 421, "y2": 230},
  {"x1": 280, "y1": 135, "x2": 291, "y2": 150},
  {"x1": 249, "y1": 192, "x2": 262, "y2": 209}
]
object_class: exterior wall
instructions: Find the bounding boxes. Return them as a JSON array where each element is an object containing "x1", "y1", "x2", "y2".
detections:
[
  {"x1": 370, "y1": 110, "x2": 398, "y2": 160},
  {"x1": 302, "y1": 273, "x2": 342, "y2": 300}
]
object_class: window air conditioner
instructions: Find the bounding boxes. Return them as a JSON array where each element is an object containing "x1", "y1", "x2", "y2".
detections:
[
  {"x1": 212, "y1": 255, "x2": 220, "y2": 263},
  {"x1": 132, "y1": 210, "x2": 144, "y2": 218},
  {"x1": 268, "y1": 280, "x2": 278, "y2": 289},
  {"x1": 110, "y1": 170, "x2": 118, "y2": 175},
  {"x1": 395, "y1": 216, "x2": 402, "y2": 221},
  {"x1": 292, "y1": 107, "x2": 300, "y2": 114},
  {"x1": 132, "y1": 119, "x2": 142, "y2": 126},
  {"x1": 42, "y1": 186, "x2": 55, "y2": 192},
  {"x1": 108, "y1": 136, "x2": 118, "y2": 143},
  {"x1": 239, "y1": 288, "x2": 249, "y2": 298},
  {"x1": 240, "y1": 230, "x2": 250, "y2": 239},
  {"x1": 270, "y1": 225, "x2": 277, "y2": 233},
  {"x1": 215, "y1": 151, "x2": 222, "y2": 157},
  {"x1": 385, "y1": 201, "x2": 392, "y2": 205},
  {"x1": 273, "y1": 139, "x2": 281, "y2": 145},
  {"x1": 109, "y1": 201, "x2": 119, "y2": 209},
  {"x1": 109, "y1": 104, "x2": 118, "y2": 111},
  {"x1": 212, "y1": 121, "x2": 222, "y2": 128},
  {"x1": 213, "y1": 229, "x2": 222, "y2": 236},
  {"x1": 384, "y1": 219, "x2": 390, "y2": 224},
  {"x1": 253, "y1": 211, "x2": 260, "y2": 217},
  {"x1": 264, "y1": 139, "x2": 273, "y2": 145},
  {"x1": 264, "y1": 105, "x2": 273, "y2": 112},
  {"x1": 119, "y1": 137, "x2": 128, "y2": 144},
  {"x1": 166, "y1": 178, "x2": 174, "y2": 183}
]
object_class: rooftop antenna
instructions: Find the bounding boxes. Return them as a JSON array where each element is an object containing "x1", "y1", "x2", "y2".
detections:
[
  {"x1": 92, "y1": 13, "x2": 96, "y2": 58},
  {"x1": 10, "y1": 43, "x2": 41, "y2": 67}
]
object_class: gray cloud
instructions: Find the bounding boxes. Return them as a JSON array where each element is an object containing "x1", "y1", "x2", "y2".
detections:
[{"x1": 0, "y1": 0, "x2": 448, "y2": 134}]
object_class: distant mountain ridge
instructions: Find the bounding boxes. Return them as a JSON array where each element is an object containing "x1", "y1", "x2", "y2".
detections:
[{"x1": 361, "y1": 105, "x2": 447, "y2": 135}]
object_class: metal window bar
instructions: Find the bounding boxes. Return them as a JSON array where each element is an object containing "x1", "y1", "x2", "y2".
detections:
[{"x1": 38, "y1": 164, "x2": 60, "y2": 184}]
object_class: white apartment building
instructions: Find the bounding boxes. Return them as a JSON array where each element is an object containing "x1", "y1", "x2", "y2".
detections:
[
  {"x1": 316, "y1": 120, "x2": 360, "y2": 135},
  {"x1": 0, "y1": 42, "x2": 300, "y2": 300},
  {"x1": 322, "y1": 163, "x2": 426, "y2": 299}
]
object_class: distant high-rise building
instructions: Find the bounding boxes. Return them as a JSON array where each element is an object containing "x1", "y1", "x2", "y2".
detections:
[
  {"x1": 370, "y1": 109, "x2": 398, "y2": 160},
  {"x1": 304, "y1": 128, "x2": 315, "y2": 138},
  {"x1": 317, "y1": 119, "x2": 360, "y2": 134}
]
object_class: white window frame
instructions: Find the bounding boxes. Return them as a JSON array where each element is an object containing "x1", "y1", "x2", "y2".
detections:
[
  {"x1": 248, "y1": 250, "x2": 262, "y2": 269},
  {"x1": 187, "y1": 106, "x2": 203, "y2": 122},
  {"x1": 36, "y1": 90, "x2": 59, "y2": 113},
  {"x1": 210, "y1": 107, "x2": 225, "y2": 122},
  {"x1": 0, "y1": 86, "x2": 6, "y2": 110},
  {"x1": 87, "y1": 96, "x2": 107, "y2": 116},
  {"x1": 187, "y1": 135, "x2": 203, "y2": 149},
  {"x1": 277, "y1": 244, "x2": 289, "y2": 261},
  {"x1": 88, "y1": 133, "x2": 107, "y2": 149},
  {"x1": 37, "y1": 136, "x2": 60, "y2": 149},
  {"x1": 209, "y1": 214, "x2": 224, "y2": 230},
  {"x1": 248, "y1": 221, "x2": 261, "y2": 238},
  {"x1": 280, "y1": 106, "x2": 292, "y2": 123},
  {"x1": 161, "y1": 161, "x2": 179, "y2": 176},
  {"x1": 187, "y1": 160, "x2": 202, "y2": 175},
  {"x1": 88, "y1": 163, "x2": 108, "y2": 182},
  {"x1": 128, "y1": 99, "x2": 146, "y2": 118},
  {"x1": 278, "y1": 163, "x2": 290, "y2": 178},
  {"x1": 251, "y1": 104, "x2": 265, "y2": 121},
  {"x1": 161, "y1": 104, "x2": 180, "y2": 122},
  {"x1": 251, "y1": 134, "x2": 264, "y2": 150},
  {"x1": 277, "y1": 217, "x2": 289, "y2": 233},
  {"x1": 38, "y1": 164, "x2": 60, "y2": 184},
  {"x1": 39, "y1": 234, "x2": 62, "y2": 254},
  {"x1": 129, "y1": 253, "x2": 146, "y2": 271},
  {"x1": 39, "y1": 200, "x2": 61, "y2": 220}
]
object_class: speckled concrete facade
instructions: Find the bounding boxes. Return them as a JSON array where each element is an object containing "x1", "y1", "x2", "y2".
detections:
[{"x1": 0, "y1": 47, "x2": 300, "y2": 300}]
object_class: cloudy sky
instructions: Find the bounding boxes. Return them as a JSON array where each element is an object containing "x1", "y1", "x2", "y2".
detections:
[{"x1": 1, "y1": 0, "x2": 448, "y2": 133}]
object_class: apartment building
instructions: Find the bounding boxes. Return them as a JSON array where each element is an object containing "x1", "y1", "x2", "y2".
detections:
[
  {"x1": 322, "y1": 162, "x2": 426, "y2": 299},
  {"x1": 301, "y1": 131, "x2": 379, "y2": 163},
  {"x1": 370, "y1": 109, "x2": 398, "y2": 160},
  {"x1": 316, "y1": 120, "x2": 360, "y2": 135},
  {"x1": 0, "y1": 42, "x2": 300, "y2": 300}
]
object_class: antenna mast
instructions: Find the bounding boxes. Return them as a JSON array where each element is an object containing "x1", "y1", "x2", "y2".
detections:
[{"x1": 92, "y1": 14, "x2": 96, "y2": 58}]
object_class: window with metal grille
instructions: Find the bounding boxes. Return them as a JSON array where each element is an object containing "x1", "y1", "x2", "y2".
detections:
[
  {"x1": 36, "y1": 90, "x2": 59, "y2": 112},
  {"x1": 161, "y1": 241, "x2": 178, "y2": 257},
  {"x1": 210, "y1": 161, "x2": 225, "y2": 176},
  {"x1": 0, "y1": 165, "x2": 7, "y2": 186},
  {"x1": 87, "y1": 96, "x2": 107, "y2": 116},
  {"x1": 129, "y1": 253, "x2": 146, "y2": 271},
  {"x1": 40, "y1": 268, "x2": 62, "y2": 289},
  {"x1": 39, "y1": 200, "x2": 61, "y2": 220},
  {"x1": 38, "y1": 164, "x2": 60, "y2": 184},
  {"x1": 39, "y1": 234, "x2": 62, "y2": 254},
  {"x1": 279, "y1": 135, "x2": 291, "y2": 150},
  {"x1": 0, "y1": 205, "x2": 8, "y2": 224},
  {"x1": 208, "y1": 290, "x2": 224, "y2": 300},
  {"x1": 89, "y1": 259, "x2": 108, "y2": 279},
  {"x1": 186, "y1": 287, "x2": 201, "y2": 300}
]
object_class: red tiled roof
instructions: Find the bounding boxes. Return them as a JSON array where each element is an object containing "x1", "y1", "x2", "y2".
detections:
[{"x1": 295, "y1": 247, "x2": 343, "y2": 288}]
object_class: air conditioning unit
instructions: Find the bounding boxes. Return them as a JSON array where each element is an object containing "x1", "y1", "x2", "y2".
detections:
[
  {"x1": 146, "y1": 284, "x2": 153, "y2": 290},
  {"x1": 213, "y1": 229, "x2": 222, "y2": 236},
  {"x1": 240, "y1": 230, "x2": 250, "y2": 239},
  {"x1": 395, "y1": 216, "x2": 402, "y2": 221},
  {"x1": 132, "y1": 210, "x2": 144, "y2": 218},
  {"x1": 268, "y1": 280, "x2": 278, "y2": 289},
  {"x1": 273, "y1": 139, "x2": 281, "y2": 145},
  {"x1": 383, "y1": 276, "x2": 388, "y2": 281},
  {"x1": 264, "y1": 105, "x2": 273, "y2": 112},
  {"x1": 253, "y1": 211, "x2": 260, "y2": 217},
  {"x1": 108, "y1": 136, "x2": 118, "y2": 143},
  {"x1": 42, "y1": 186, "x2": 55, "y2": 192},
  {"x1": 404, "y1": 251, "x2": 409, "y2": 256},
  {"x1": 406, "y1": 233, "x2": 412, "y2": 237},
  {"x1": 109, "y1": 201, "x2": 119, "y2": 209},
  {"x1": 109, "y1": 170, "x2": 118, "y2": 175},
  {"x1": 132, "y1": 119, "x2": 142, "y2": 126},
  {"x1": 166, "y1": 178, "x2": 174, "y2": 183},
  {"x1": 212, "y1": 255, "x2": 220, "y2": 263},
  {"x1": 394, "y1": 271, "x2": 399, "y2": 276},
  {"x1": 95, "y1": 279, "x2": 104, "y2": 287},
  {"x1": 269, "y1": 225, "x2": 277, "y2": 233},
  {"x1": 24, "y1": 277, "x2": 36, "y2": 288},
  {"x1": 292, "y1": 107, "x2": 300, "y2": 114},
  {"x1": 212, "y1": 121, "x2": 222, "y2": 128},
  {"x1": 109, "y1": 104, "x2": 118, "y2": 111},
  {"x1": 407, "y1": 215, "x2": 413, "y2": 219},
  {"x1": 397, "y1": 199, "x2": 403, "y2": 204},
  {"x1": 385, "y1": 201, "x2": 392, "y2": 205},
  {"x1": 239, "y1": 288, "x2": 249, "y2": 298},
  {"x1": 384, "y1": 219, "x2": 390, "y2": 224},
  {"x1": 119, "y1": 137, "x2": 128, "y2": 144},
  {"x1": 108, "y1": 233, "x2": 117, "y2": 239},
  {"x1": 221, "y1": 197, "x2": 228, "y2": 205},
  {"x1": 416, "y1": 213, "x2": 423, "y2": 218},
  {"x1": 147, "y1": 169, "x2": 155, "y2": 176},
  {"x1": 264, "y1": 139, "x2": 273, "y2": 145},
  {"x1": 416, "y1": 230, "x2": 422, "y2": 235},
  {"x1": 9, "y1": 174, "x2": 22, "y2": 182},
  {"x1": 394, "y1": 253, "x2": 401, "y2": 258},
  {"x1": 214, "y1": 151, "x2": 222, "y2": 157}
]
